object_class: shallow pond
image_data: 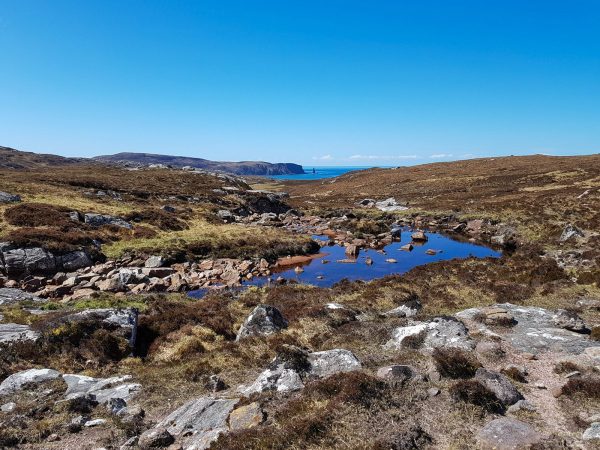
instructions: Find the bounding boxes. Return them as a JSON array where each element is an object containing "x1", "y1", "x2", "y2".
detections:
[{"x1": 189, "y1": 230, "x2": 500, "y2": 298}]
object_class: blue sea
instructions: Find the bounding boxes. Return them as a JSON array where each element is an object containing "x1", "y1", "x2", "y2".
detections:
[{"x1": 270, "y1": 166, "x2": 376, "y2": 180}]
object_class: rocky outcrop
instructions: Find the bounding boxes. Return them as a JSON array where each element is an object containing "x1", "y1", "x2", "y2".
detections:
[
  {"x1": 241, "y1": 348, "x2": 361, "y2": 396},
  {"x1": 154, "y1": 397, "x2": 239, "y2": 450},
  {"x1": 0, "y1": 288, "x2": 45, "y2": 305},
  {"x1": 386, "y1": 317, "x2": 475, "y2": 351},
  {"x1": 63, "y1": 374, "x2": 141, "y2": 404},
  {"x1": 236, "y1": 305, "x2": 288, "y2": 340},
  {"x1": 0, "y1": 323, "x2": 40, "y2": 344},
  {"x1": 307, "y1": 349, "x2": 362, "y2": 379},
  {"x1": 456, "y1": 303, "x2": 598, "y2": 355},
  {"x1": 0, "y1": 368, "x2": 61, "y2": 396},
  {"x1": 0, "y1": 245, "x2": 93, "y2": 275},
  {"x1": 0, "y1": 191, "x2": 21, "y2": 203},
  {"x1": 84, "y1": 213, "x2": 132, "y2": 229}
]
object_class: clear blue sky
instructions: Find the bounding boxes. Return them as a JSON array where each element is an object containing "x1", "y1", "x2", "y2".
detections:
[{"x1": 1, "y1": 1, "x2": 599, "y2": 166}]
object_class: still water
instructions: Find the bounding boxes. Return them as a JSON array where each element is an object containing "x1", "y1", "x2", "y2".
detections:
[{"x1": 189, "y1": 230, "x2": 500, "y2": 297}]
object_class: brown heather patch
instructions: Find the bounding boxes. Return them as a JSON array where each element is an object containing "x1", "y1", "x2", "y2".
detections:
[
  {"x1": 450, "y1": 380, "x2": 505, "y2": 414},
  {"x1": 124, "y1": 208, "x2": 189, "y2": 231},
  {"x1": 4, "y1": 202, "x2": 74, "y2": 227},
  {"x1": 560, "y1": 376, "x2": 600, "y2": 398},
  {"x1": 432, "y1": 348, "x2": 482, "y2": 379}
]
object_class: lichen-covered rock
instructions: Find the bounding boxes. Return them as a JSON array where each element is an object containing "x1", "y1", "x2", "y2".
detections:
[
  {"x1": 155, "y1": 397, "x2": 239, "y2": 449},
  {"x1": 386, "y1": 317, "x2": 474, "y2": 351},
  {"x1": 0, "y1": 368, "x2": 61, "y2": 396},
  {"x1": 84, "y1": 213, "x2": 132, "y2": 229},
  {"x1": 0, "y1": 287, "x2": 45, "y2": 306},
  {"x1": 559, "y1": 224, "x2": 584, "y2": 242},
  {"x1": 307, "y1": 349, "x2": 362, "y2": 379},
  {"x1": 583, "y1": 422, "x2": 600, "y2": 441},
  {"x1": 552, "y1": 309, "x2": 589, "y2": 333},
  {"x1": 236, "y1": 305, "x2": 288, "y2": 340},
  {"x1": 0, "y1": 191, "x2": 20, "y2": 203},
  {"x1": 240, "y1": 365, "x2": 304, "y2": 396},
  {"x1": 457, "y1": 303, "x2": 598, "y2": 355},
  {"x1": 63, "y1": 374, "x2": 141, "y2": 404},
  {"x1": 0, "y1": 247, "x2": 93, "y2": 275},
  {"x1": 476, "y1": 418, "x2": 541, "y2": 450},
  {"x1": 0, "y1": 323, "x2": 40, "y2": 344},
  {"x1": 475, "y1": 368, "x2": 523, "y2": 406},
  {"x1": 144, "y1": 255, "x2": 165, "y2": 268}
]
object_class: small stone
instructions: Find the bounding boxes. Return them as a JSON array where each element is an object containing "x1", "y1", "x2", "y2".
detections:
[
  {"x1": 565, "y1": 371, "x2": 581, "y2": 378},
  {"x1": 376, "y1": 365, "x2": 417, "y2": 383},
  {"x1": 535, "y1": 382, "x2": 547, "y2": 389},
  {"x1": 47, "y1": 433, "x2": 60, "y2": 442},
  {"x1": 1, "y1": 402, "x2": 16, "y2": 413},
  {"x1": 507, "y1": 399, "x2": 536, "y2": 414},
  {"x1": 69, "y1": 415, "x2": 87, "y2": 433},
  {"x1": 205, "y1": 375, "x2": 227, "y2": 393},
  {"x1": 107, "y1": 397, "x2": 127, "y2": 414},
  {"x1": 551, "y1": 386, "x2": 563, "y2": 398},
  {"x1": 144, "y1": 255, "x2": 165, "y2": 268},
  {"x1": 84, "y1": 418, "x2": 107, "y2": 427},
  {"x1": 385, "y1": 258, "x2": 397, "y2": 263},
  {"x1": 400, "y1": 244, "x2": 413, "y2": 251},
  {"x1": 427, "y1": 388, "x2": 440, "y2": 397},
  {"x1": 411, "y1": 231, "x2": 427, "y2": 242}
]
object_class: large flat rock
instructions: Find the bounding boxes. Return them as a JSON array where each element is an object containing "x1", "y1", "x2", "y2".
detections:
[
  {"x1": 156, "y1": 397, "x2": 239, "y2": 450},
  {"x1": 0, "y1": 323, "x2": 40, "y2": 344},
  {"x1": 457, "y1": 303, "x2": 598, "y2": 355}
]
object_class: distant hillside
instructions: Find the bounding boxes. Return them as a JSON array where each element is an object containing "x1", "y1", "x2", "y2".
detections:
[
  {"x1": 94, "y1": 152, "x2": 305, "y2": 176},
  {"x1": 0, "y1": 146, "x2": 83, "y2": 169}
]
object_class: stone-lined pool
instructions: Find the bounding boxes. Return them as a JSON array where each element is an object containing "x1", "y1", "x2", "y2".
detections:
[{"x1": 189, "y1": 230, "x2": 500, "y2": 297}]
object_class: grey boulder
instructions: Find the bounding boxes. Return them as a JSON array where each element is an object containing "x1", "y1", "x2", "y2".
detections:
[
  {"x1": 386, "y1": 317, "x2": 475, "y2": 351},
  {"x1": 0, "y1": 191, "x2": 21, "y2": 203},
  {"x1": 240, "y1": 364, "x2": 305, "y2": 396},
  {"x1": 138, "y1": 428, "x2": 174, "y2": 449},
  {"x1": 475, "y1": 368, "x2": 523, "y2": 406},
  {"x1": 0, "y1": 288, "x2": 45, "y2": 306},
  {"x1": 307, "y1": 349, "x2": 362, "y2": 379},
  {"x1": 0, "y1": 368, "x2": 61, "y2": 396},
  {"x1": 155, "y1": 397, "x2": 239, "y2": 450},
  {"x1": 84, "y1": 213, "x2": 132, "y2": 229},
  {"x1": 63, "y1": 374, "x2": 141, "y2": 404},
  {"x1": 0, "y1": 323, "x2": 40, "y2": 344},
  {"x1": 236, "y1": 304, "x2": 288, "y2": 340}
]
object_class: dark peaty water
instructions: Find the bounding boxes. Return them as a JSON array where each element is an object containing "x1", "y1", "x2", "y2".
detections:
[{"x1": 189, "y1": 230, "x2": 500, "y2": 298}]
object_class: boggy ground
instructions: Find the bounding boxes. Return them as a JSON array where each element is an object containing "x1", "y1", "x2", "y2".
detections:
[{"x1": 1, "y1": 154, "x2": 599, "y2": 449}]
